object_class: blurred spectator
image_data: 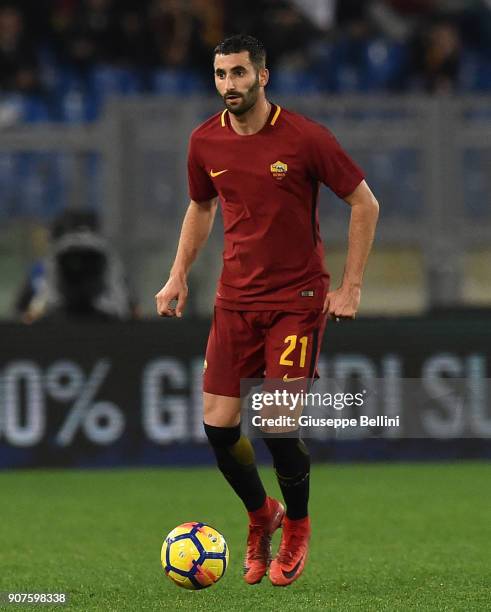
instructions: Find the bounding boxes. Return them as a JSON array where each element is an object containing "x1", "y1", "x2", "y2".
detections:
[
  {"x1": 148, "y1": 0, "x2": 196, "y2": 68},
  {"x1": 15, "y1": 210, "x2": 138, "y2": 323},
  {"x1": 113, "y1": 5, "x2": 153, "y2": 68},
  {"x1": 254, "y1": 1, "x2": 321, "y2": 68},
  {"x1": 191, "y1": 0, "x2": 224, "y2": 49},
  {"x1": 147, "y1": 0, "x2": 222, "y2": 74},
  {"x1": 0, "y1": 0, "x2": 489, "y2": 99},
  {"x1": 56, "y1": 0, "x2": 119, "y2": 72},
  {"x1": 222, "y1": 1, "x2": 322, "y2": 69},
  {"x1": 413, "y1": 20, "x2": 462, "y2": 92},
  {"x1": 455, "y1": 0, "x2": 491, "y2": 54},
  {"x1": 190, "y1": 0, "x2": 224, "y2": 75},
  {"x1": 0, "y1": 5, "x2": 39, "y2": 93}
]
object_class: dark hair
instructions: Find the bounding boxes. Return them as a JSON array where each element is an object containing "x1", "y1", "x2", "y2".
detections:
[
  {"x1": 213, "y1": 35, "x2": 266, "y2": 70},
  {"x1": 51, "y1": 209, "x2": 99, "y2": 240}
]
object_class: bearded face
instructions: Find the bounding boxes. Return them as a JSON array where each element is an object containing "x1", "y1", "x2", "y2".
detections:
[{"x1": 214, "y1": 51, "x2": 267, "y2": 116}]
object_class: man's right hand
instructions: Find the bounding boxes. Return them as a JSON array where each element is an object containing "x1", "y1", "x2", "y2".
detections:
[{"x1": 155, "y1": 274, "x2": 188, "y2": 318}]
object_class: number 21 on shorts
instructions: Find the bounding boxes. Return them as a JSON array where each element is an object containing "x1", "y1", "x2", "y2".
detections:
[{"x1": 279, "y1": 335, "x2": 308, "y2": 368}]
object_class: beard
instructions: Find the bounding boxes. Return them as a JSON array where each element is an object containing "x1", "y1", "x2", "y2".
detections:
[{"x1": 222, "y1": 74, "x2": 260, "y2": 116}]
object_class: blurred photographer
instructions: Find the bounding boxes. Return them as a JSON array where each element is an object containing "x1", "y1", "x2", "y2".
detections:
[{"x1": 15, "y1": 210, "x2": 136, "y2": 322}]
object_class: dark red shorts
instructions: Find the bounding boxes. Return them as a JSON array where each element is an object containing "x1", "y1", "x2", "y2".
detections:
[{"x1": 203, "y1": 307, "x2": 327, "y2": 398}]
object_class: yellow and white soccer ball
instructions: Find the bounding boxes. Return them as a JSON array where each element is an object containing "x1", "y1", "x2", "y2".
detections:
[{"x1": 161, "y1": 522, "x2": 229, "y2": 590}]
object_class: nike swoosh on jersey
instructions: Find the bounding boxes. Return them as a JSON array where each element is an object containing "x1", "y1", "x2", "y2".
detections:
[
  {"x1": 210, "y1": 169, "x2": 229, "y2": 177},
  {"x1": 282, "y1": 375, "x2": 306, "y2": 382},
  {"x1": 282, "y1": 556, "x2": 304, "y2": 579}
]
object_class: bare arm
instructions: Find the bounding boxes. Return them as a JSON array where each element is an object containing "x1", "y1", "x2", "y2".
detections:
[
  {"x1": 323, "y1": 180, "x2": 379, "y2": 319},
  {"x1": 155, "y1": 197, "x2": 218, "y2": 317}
]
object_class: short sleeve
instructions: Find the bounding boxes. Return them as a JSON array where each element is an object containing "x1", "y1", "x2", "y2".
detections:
[
  {"x1": 306, "y1": 121, "x2": 365, "y2": 198},
  {"x1": 187, "y1": 133, "x2": 218, "y2": 202}
]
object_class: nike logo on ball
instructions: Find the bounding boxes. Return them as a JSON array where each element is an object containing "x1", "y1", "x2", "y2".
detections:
[
  {"x1": 210, "y1": 169, "x2": 228, "y2": 177},
  {"x1": 282, "y1": 374, "x2": 305, "y2": 382}
]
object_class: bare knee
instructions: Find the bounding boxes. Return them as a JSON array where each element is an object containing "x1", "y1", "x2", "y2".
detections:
[{"x1": 203, "y1": 392, "x2": 241, "y2": 427}]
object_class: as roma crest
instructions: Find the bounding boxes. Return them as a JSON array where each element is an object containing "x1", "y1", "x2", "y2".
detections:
[{"x1": 270, "y1": 160, "x2": 288, "y2": 181}]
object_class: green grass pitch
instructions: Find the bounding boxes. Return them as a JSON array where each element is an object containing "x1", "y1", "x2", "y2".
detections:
[{"x1": 1, "y1": 462, "x2": 490, "y2": 611}]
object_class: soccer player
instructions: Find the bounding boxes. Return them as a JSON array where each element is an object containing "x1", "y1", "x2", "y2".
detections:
[{"x1": 156, "y1": 35, "x2": 379, "y2": 586}]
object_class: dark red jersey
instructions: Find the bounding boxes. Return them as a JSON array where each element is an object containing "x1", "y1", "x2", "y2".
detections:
[{"x1": 187, "y1": 103, "x2": 364, "y2": 311}]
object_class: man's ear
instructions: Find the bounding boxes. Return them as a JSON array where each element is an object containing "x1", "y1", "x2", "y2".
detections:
[{"x1": 259, "y1": 67, "x2": 269, "y2": 87}]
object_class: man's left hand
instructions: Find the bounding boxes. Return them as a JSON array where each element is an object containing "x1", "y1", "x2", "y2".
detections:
[{"x1": 323, "y1": 285, "x2": 361, "y2": 321}]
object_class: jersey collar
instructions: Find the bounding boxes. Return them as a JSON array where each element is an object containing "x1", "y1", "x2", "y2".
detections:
[{"x1": 220, "y1": 103, "x2": 282, "y2": 129}]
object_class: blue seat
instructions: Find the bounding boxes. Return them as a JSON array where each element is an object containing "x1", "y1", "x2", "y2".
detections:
[
  {"x1": 22, "y1": 96, "x2": 52, "y2": 123},
  {"x1": 459, "y1": 51, "x2": 491, "y2": 92},
  {"x1": 323, "y1": 38, "x2": 366, "y2": 92},
  {"x1": 151, "y1": 69, "x2": 205, "y2": 94},
  {"x1": 52, "y1": 66, "x2": 87, "y2": 96},
  {"x1": 269, "y1": 69, "x2": 321, "y2": 94},
  {"x1": 0, "y1": 94, "x2": 53, "y2": 123},
  {"x1": 37, "y1": 43, "x2": 61, "y2": 94},
  {"x1": 321, "y1": 37, "x2": 407, "y2": 93},
  {"x1": 90, "y1": 64, "x2": 143, "y2": 97},
  {"x1": 48, "y1": 66, "x2": 95, "y2": 122},
  {"x1": 364, "y1": 39, "x2": 407, "y2": 91},
  {"x1": 55, "y1": 88, "x2": 100, "y2": 123}
]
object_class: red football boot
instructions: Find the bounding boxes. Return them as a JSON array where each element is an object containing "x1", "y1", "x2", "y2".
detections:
[
  {"x1": 243, "y1": 497, "x2": 285, "y2": 585},
  {"x1": 269, "y1": 516, "x2": 311, "y2": 586}
]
